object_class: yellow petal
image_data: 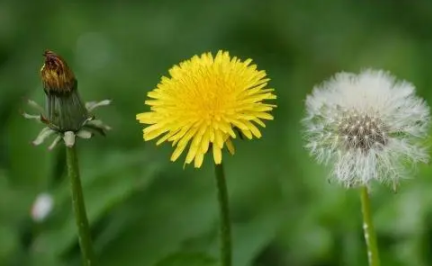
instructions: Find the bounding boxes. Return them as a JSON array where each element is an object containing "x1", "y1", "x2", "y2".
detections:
[
  {"x1": 243, "y1": 120, "x2": 262, "y2": 138},
  {"x1": 176, "y1": 125, "x2": 199, "y2": 147},
  {"x1": 169, "y1": 123, "x2": 193, "y2": 143},
  {"x1": 156, "y1": 130, "x2": 177, "y2": 145},
  {"x1": 171, "y1": 141, "x2": 188, "y2": 162},
  {"x1": 144, "y1": 124, "x2": 169, "y2": 141},
  {"x1": 253, "y1": 112, "x2": 274, "y2": 120},
  {"x1": 185, "y1": 132, "x2": 204, "y2": 164},
  {"x1": 194, "y1": 152, "x2": 205, "y2": 168},
  {"x1": 214, "y1": 130, "x2": 224, "y2": 149},
  {"x1": 252, "y1": 118, "x2": 265, "y2": 127},
  {"x1": 136, "y1": 112, "x2": 159, "y2": 124},
  {"x1": 213, "y1": 146, "x2": 222, "y2": 164},
  {"x1": 230, "y1": 119, "x2": 249, "y2": 131},
  {"x1": 201, "y1": 129, "x2": 211, "y2": 153},
  {"x1": 226, "y1": 138, "x2": 235, "y2": 154},
  {"x1": 240, "y1": 129, "x2": 253, "y2": 139}
]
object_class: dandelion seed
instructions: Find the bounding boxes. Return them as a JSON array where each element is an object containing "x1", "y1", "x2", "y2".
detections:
[
  {"x1": 303, "y1": 69, "x2": 430, "y2": 187},
  {"x1": 31, "y1": 193, "x2": 54, "y2": 223},
  {"x1": 136, "y1": 51, "x2": 277, "y2": 168}
]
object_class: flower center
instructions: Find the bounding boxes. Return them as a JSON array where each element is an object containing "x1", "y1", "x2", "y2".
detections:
[{"x1": 338, "y1": 110, "x2": 388, "y2": 151}]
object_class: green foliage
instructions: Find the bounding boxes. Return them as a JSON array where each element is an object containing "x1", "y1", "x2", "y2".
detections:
[
  {"x1": 155, "y1": 253, "x2": 217, "y2": 266},
  {"x1": 1, "y1": 0, "x2": 432, "y2": 265}
]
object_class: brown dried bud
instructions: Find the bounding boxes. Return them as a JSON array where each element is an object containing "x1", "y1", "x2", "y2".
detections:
[
  {"x1": 24, "y1": 50, "x2": 111, "y2": 149},
  {"x1": 41, "y1": 50, "x2": 76, "y2": 95},
  {"x1": 40, "y1": 50, "x2": 89, "y2": 132}
]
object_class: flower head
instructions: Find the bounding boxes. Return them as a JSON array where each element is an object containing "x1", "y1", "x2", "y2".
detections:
[
  {"x1": 40, "y1": 50, "x2": 91, "y2": 132},
  {"x1": 23, "y1": 50, "x2": 111, "y2": 149},
  {"x1": 41, "y1": 50, "x2": 76, "y2": 95},
  {"x1": 137, "y1": 51, "x2": 276, "y2": 168},
  {"x1": 303, "y1": 69, "x2": 430, "y2": 188}
]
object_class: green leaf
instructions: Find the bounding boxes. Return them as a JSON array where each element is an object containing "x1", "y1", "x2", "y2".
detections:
[
  {"x1": 0, "y1": 224, "x2": 19, "y2": 265},
  {"x1": 7, "y1": 90, "x2": 52, "y2": 189},
  {"x1": 98, "y1": 169, "x2": 217, "y2": 266},
  {"x1": 155, "y1": 252, "x2": 217, "y2": 266},
  {"x1": 29, "y1": 149, "x2": 162, "y2": 260}
]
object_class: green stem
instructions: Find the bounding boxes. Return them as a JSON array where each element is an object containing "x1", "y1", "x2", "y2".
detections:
[
  {"x1": 214, "y1": 163, "x2": 232, "y2": 266},
  {"x1": 66, "y1": 145, "x2": 96, "y2": 266},
  {"x1": 360, "y1": 186, "x2": 380, "y2": 266}
]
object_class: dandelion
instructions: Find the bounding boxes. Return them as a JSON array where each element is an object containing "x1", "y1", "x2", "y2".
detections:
[
  {"x1": 136, "y1": 50, "x2": 276, "y2": 168},
  {"x1": 303, "y1": 69, "x2": 430, "y2": 266},
  {"x1": 24, "y1": 51, "x2": 111, "y2": 148},
  {"x1": 137, "y1": 51, "x2": 276, "y2": 266},
  {"x1": 24, "y1": 50, "x2": 111, "y2": 266},
  {"x1": 303, "y1": 69, "x2": 430, "y2": 187}
]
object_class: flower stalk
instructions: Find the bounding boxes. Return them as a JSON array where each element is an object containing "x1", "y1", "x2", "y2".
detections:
[
  {"x1": 214, "y1": 163, "x2": 232, "y2": 266},
  {"x1": 360, "y1": 186, "x2": 380, "y2": 266},
  {"x1": 66, "y1": 145, "x2": 96, "y2": 266}
]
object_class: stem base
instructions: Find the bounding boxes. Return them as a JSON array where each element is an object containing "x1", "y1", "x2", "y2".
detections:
[
  {"x1": 66, "y1": 145, "x2": 96, "y2": 266},
  {"x1": 360, "y1": 186, "x2": 380, "y2": 266},
  {"x1": 214, "y1": 163, "x2": 232, "y2": 266}
]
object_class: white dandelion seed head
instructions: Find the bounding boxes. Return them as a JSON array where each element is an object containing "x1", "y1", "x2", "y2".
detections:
[{"x1": 303, "y1": 69, "x2": 430, "y2": 187}]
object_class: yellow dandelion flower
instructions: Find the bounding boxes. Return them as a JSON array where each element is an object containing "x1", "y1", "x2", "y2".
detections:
[{"x1": 136, "y1": 50, "x2": 277, "y2": 168}]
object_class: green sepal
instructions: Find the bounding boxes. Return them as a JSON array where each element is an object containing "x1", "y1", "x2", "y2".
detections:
[{"x1": 45, "y1": 80, "x2": 89, "y2": 132}]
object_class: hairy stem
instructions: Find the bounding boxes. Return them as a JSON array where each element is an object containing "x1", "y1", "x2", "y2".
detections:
[
  {"x1": 66, "y1": 145, "x2": 96, "y2": 266},
  {"x1": 214, "y1": 163, "x2": 232, "y2": 266},
  {"x1": 360, "y1": 186, "x2": 380, "y2": 266}
]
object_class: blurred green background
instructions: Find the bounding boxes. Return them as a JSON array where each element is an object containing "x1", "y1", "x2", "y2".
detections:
[{"x1": 1, "y1": 1, "x2": 432, "y2": 265}]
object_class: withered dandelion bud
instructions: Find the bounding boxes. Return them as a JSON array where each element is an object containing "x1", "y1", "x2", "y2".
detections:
[
  {"x1": 41, "y1": 50, "x2": 76, "y2": 95},
  {"x1": 24, "y1": 50, "x2": 111, "y2": 149},
  {"x1": 41, "y1": 50, "x2": 88, "y2": 132}
]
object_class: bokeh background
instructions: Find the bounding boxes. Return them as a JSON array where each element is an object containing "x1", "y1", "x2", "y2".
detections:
[{"x1": 1, "y1": 1, "x2": 432, "y2": 265}]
